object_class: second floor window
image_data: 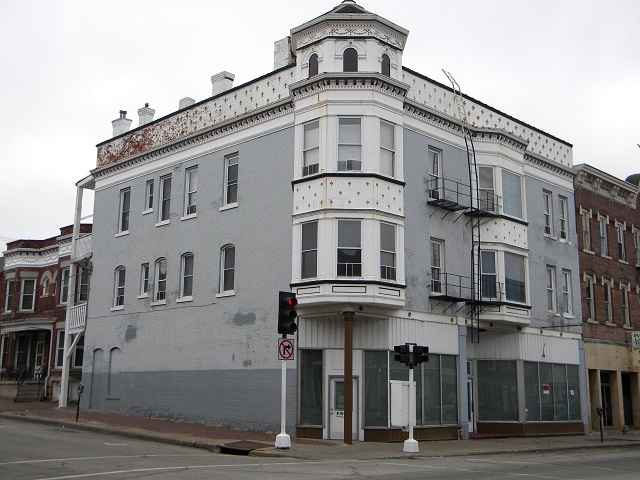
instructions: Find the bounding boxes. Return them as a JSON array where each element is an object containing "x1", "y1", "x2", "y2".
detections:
[
  {"x1": 224, "y1": 153, "x2": 239, "y2": 205},
  {"x1": 337, "y1": 220, "x2": 361, "y2": 277},
  {"x1": 113, "y1": 266, "x2": 126, "y2": 307},
  {"x1": 220, "y1": 245, "x2": 236, "y2": 292},
  {"x1": 502, "y1": 170, "x2": 523, "y2": 219},
  {"x1": 60, "y1": 267, "x2": 70, "y2": 304},
  {"x1": 561, "y1": 269, "x2": 572, "y2": 315},
  {"x1": 4, "y1": 279, "x2": 15, "y2": 312},
  {"x1": 184, "y1": 166, "x2": 198, "y2": 215},
  {"x1": 427, "y1": 147, "x2": 442, "y2": 199},
  {"x1": 140, "y1": 263, "x2": 150, "y2": 296},
  {"x1": 616, "y1": 223, "x2": 626, "y2": 261},
  {"x1": 380, "y1": 223, "x2": 396, "y2": 281},
  {"x1": 303, "y1": 121, "x2": 319, "y2": 176},
  {"x1": 480, "y1": 251, "x2": 497, "y2": 300},
  {"x1": 546, "y1": 265, "x2": 556, "y2": 312},
  {"x1": 180, "y1": 253, "x2": 194, "y2": 298},
  {"x1": 505, "y1": 252, "x2": 526, "y2": 303},
  {"x1": 118, "y1": 188, "x2": 130, "y2": 233},
  {"x1": 559, "y1": 197, "x2": 568, "y2": 240},
  {"x1": 478, "y1": 166, "x2": 495, "y2": 212},
  {"x1": 585, "y1": 275, "x2": 595, "y2": 322},
  {"x1": 380, "y1": 121, "x2": 395, "y2": 177},
  {"x1": 20, "y1": 279, "x2": 36, "y2": 312},
  {"x1": 301, "y1": 221, "x2": 318, "y2": 279},
  {"x1": 431, "y1": 239, "x2": 444, "y2": 294},
  {"x1": 599, "y1": 216, "x2": 608, "y2": 256},
  {"x1": 543, "y1": 191, "x2": 553, "y2": 235},
  {"x1": 159, "y1": 175, "x2": 172, "y2": 222},
  {"x1": 154, "y1": 258, "x2": 167, "y2": 301},
  {"x1": 144, "y1": 179, "x2": 154, "y2": 211},
  {"x1": 338, "y1": 118, "x2": 361, "y2": 171}
]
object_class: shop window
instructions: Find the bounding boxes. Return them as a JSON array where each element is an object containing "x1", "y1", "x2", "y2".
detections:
[
  {"x1": 364, "y1": 351, "x2": 388, "y2": 427},
  {"x1": 477, "y1": 360, "x2": 518, "y2": 421},
  {"x1": 525, "y1": 361, "x2": 581, "y2": 422},
  {"x1": 300, "y1": 350, "x2": 323, "y2": 425}
]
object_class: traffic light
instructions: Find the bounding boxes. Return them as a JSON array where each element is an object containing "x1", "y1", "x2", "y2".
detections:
[
  {"x1": 278, "y1": 291, "x2": 298, "y2": 336},
  {"x1": 393, "y1": 343, "x2": 429, "y2": 368},
  {"x1": 394, "y1": 344, "x2": 410, "y2": 365},
  {"x1": 413, "y1": 345, "x2": 429, "y2": 366}
]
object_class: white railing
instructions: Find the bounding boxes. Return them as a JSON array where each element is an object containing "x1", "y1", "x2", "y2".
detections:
[{"x1": 67, "y1": 302, "x2": 87, "y2": 333}]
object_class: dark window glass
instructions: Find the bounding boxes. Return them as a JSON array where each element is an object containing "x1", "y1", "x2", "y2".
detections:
[
  {"x1": 343, "y1": 48, "x2": 358, "y2": 72},
  {"x1": 505, "y1": 252, "x2": 526, "y2": 303},
  {"x1": 567, "y1": 365, "x2": 581, "y2": 420},
  {"x1": 337, "y1": 220, "x2": 361, "y2": 276},
  {"x1": 301, "y1": 222, "x2": 318, "y2": 279},
  {"x1": 308, "y1": 53, "x2": 318, "y2": 77},
  {"x1": 300, "y1": 350, "x2": 323, "y2": 425},
  {"x1": 477, "y1": 360, "x2": 518, "y2": 421},
  {"x1": 540, "y1": 362, "x2": 554, "y2": 420},
  {"x1": 381, "y1": 54, "x2": 390, "y2": 76},
  {"x1": 160, "y1": 176, "x2": 172, "y2": 221},
  {"x1": 364, "y1": 351, "x2": 388, "y2": 427},
  {"x1": 525, "y1": 361, "x2": 541, "y2": 421},
  {"x1": 222, "y1": 246, "x2": 235, "y2": 292},
  {"x1": 441, "y1": 355, "x2": 458, "y2": 424},
  {"x1": 422, "y1": 354, "x2": 441, "y2": 424}
]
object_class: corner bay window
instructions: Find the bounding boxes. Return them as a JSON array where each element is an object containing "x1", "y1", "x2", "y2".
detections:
[
  {"x1": 502, "y1": 170, "x2": 523, "y2": 218},
  {"x1": 301, "y1": 221, "x2": 318, "y2": 279},
  {"x1": 20, "y1": 279, "x2": 36, "y2": 311},
  {"x1": 505, "y1": 252, "x2": 526, "y2": 303},
  {"x1": 379, "y1": 120, "x2": 395, "y2": 177},
  {"x1": 303, "y1": 121, "x2": 319, "y2": 176},
  {"x1": 4, "y1": 279, "x2": 15, "y2": 312},
  {"x1": 480, "y1": 251, "x2": 497, "y2": 300},
  {"x1": 338, "y1": 118, "x2": 361, "y2": 171},
  {"x1": 337, "y1": 220, "x2": 361, "y2": 277},
  {"x1": 478, "y1": 166, "x2": 495, "y2": 212},
  {"x1": 380, "y1": 223, "x2": 396, "y2": 280}
]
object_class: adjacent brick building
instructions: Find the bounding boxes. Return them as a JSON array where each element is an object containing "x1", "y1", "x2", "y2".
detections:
[
  {"x1": 0, "y1": 224, "x2": 92, "y2": 401},
  {"x1": 574, "y1": 164, "x2": 640, "y2": 431}
]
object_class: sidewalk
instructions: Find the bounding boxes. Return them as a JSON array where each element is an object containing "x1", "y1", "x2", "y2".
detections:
[{"x1": 1, "y1": 398, "x2": 639, "y2": 460}]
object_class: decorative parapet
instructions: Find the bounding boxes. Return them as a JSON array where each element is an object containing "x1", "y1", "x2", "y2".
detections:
[
  {"x1": 95, "y1": 66, "x2": 296, "y2": 168},
  {"x1": 291, "y1": 19, "x2": 408, "y2": 51},
  {"x1": 574, "y1": 163, "x2": 639, "y2": 209},
  {"x1": 290, "y1": 72, "x2": 408, "y2": 100}
]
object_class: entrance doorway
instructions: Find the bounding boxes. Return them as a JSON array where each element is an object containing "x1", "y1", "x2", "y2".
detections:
[
  {"x1": 622, "y1": 372, "x2": 634, "y2": 428},
  {"x1": 329, "y1": 377, "x2": 358, "y2": 440},
  {"x1": 600, "y1": 372, "x2": 613, "y2": 427}
]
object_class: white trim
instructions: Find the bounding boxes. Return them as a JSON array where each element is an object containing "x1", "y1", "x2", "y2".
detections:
[
  {"x1": 180, "y1": 213, "x2": 197, "y2": 221},
  {"x1": 216, "y1": 290, "x2": 236, "y2": 298},
  {"x1": 142, "y1": 208, "x2": 153, "y2": 215},
  {"x1": 18, "y1": 278, "x2": 36, "y2": 313},
  {"x1": 114, "y1": 231, "x2": 129, "y2": 238},
  {"x1": 110, "y1": 305, "x2": 124, "y2": 312},
  {"x1": 155, "y1": 220, "x2": 170, "y2": 227},
  {"x1": 150, "y1": 299, "x2": 167, "y2": 307},
  {"x1": 219, "y1": 202, "x2": 238, "y2": 212},
  {"x1": 176, "y1": 296, "x2": 193, "y2": 303}
]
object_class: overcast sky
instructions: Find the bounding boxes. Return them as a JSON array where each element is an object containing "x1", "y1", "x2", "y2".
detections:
[{"x1": 1, "y1": 0, "x2": 639, "y2": 251}]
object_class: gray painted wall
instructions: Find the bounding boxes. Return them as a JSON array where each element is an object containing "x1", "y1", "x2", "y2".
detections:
[{"x1": 83, "y1": 126, "x2": 297, "y2": 431}]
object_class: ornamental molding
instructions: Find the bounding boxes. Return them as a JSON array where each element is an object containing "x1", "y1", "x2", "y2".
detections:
[
  {"x1": 290, "y1": 72, "x2": 408, "y2": 101},
  {"x1": 292, "y1": 20, "x2": 407, "y2": 51},
  {"x1": 92, "y1": 100, "x2": 294, "y2": 179},
  {"x1": 524, "y1": 152, "x2": 574, "y2": 180},
  {"x1": 574, "y1": 165, "x2": 638, "y2": 209}
]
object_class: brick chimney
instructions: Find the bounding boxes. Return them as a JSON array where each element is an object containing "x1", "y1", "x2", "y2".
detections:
[
  {"x1": 211, "y1": 71, "x2": 235, "y2": 96},
  {"x1": 137, "y1": 103, "x2": 155, "y2": 126},
  {"x1": 112, "y1": 110, "x2": 132, "y2": 137}
]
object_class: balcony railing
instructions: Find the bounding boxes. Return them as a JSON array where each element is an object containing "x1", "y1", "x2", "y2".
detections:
[
  {"x1": 429, "y1": 272, "x2": 504, "y2": 304},
  {"x1": 426, "y1": 176, "x2": 500, "y2": 216},
  {"x1": 67, "y1": 302, "x2": 87, "y2": 334}
]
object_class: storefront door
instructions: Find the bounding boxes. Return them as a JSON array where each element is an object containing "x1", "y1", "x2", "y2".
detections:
[{"x1": 329, "y1": 377, "x2": 358, "y2": 440}]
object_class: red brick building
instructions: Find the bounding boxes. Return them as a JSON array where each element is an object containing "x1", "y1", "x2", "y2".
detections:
[
  {"x1": 0, "y1": 224, "x2": 92, "y2": 401},
  {"x1": 574, "y1": 164, "x2": 640, "y2": 431}
]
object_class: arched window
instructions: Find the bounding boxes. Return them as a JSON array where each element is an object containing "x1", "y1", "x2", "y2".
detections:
[
  {"x1": 41, "y1": 274, "x2": 50, "y2": 297},
  {"x1": 179, "y1": 252, "x2": 194, "y2": 299},
  {"x1": 153, "y1": 258, "x2": 167, "y2": 302},
  {"x1": 381, "y1": 54, "x2": 390, "y2": 76},
  {"x1": 219, "y1": 245, "x2": 236, "y2": 293},
  {"x1": 113, "y1": 266, "x2": 126, "y2": 307},
  {"x1": 308, "y1": 53, "x2": 318, "y2": 78},
  {"x1": 343, "y1": 48, "x2": 358, "y2": 72}
]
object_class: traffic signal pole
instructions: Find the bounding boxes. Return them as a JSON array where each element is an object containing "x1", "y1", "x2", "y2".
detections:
[
  {"x1": 403, "y1": 353, "x2": 419, "y2": 453},
  {"x1": 275, "y1": 347, "x2": 290, "y2": 449}
]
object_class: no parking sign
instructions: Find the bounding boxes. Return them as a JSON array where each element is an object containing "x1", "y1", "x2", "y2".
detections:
[{"x1": 278, "y1": 338, "x2": 295, "y2": 361}]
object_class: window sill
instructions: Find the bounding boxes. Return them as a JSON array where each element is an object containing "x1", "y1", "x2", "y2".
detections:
[
  {"x1": 155, "y1": 220, "x2": 170, "y2": 227},
  {"x1": 586, "y1": 319, "x2": 599, "y2": 324},
  {"x1": 623, "y1": 325, "x2": 633, "y2": 330},
  {"x1": 18, "y1": 309, "x2": 35, "y2": 313},
  {"x1": 150, "y1": 300, "x2": 167, "y2": 307},
  {"x1": 142, "y1": 208, "x2": 153, "y2": 215},
  {"x1": 618, "y1": 259, "x2": 629, "y2": 265},
  {"x1": 601, "y1": 255, "x2": 612, "y2": 260},
  {"x1": 216, "y1": 290, "x2": 236, "y2": 298},
  {"x1": 114, "y1": 231, "x2": 129, "y2": 238},
  {"x1": 562, "y1": 314, "x2": 575, "y2": 319},
  {"x1": 110, "y1": 305, "x2": 124, "y2": 312},
  {"x1": 176, "y1": 296, "x2": 193, "y2": 303},
  {"x1": 180, "y1": 213, "x2": 197, "y2": 221},
  {"x1": 219, "y1": 202, "x2": 238, "y2": 212},
  {"x1": 544, "y1": 234, "x2": 556, "y2": 241},
  {"x1": 558, "y1": 237, "x2": 569, "y2": 243},
  {"x1": 136, "y1": 294, "x2": 149, "y2": 299},
  {"x1": 604, "y1": 322, "x2": 616, "y2": 327},
  {"x1": 582, "y1": 249, "x2": 595, "y2": 255}
]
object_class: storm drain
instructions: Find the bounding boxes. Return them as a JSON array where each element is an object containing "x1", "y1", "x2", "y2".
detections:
[{"x1": 218, "y1": 440, "x2": 271, "y2": 456}]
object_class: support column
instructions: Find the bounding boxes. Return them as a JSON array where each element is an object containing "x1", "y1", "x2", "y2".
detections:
[
  {"x1": 457, "y1": 326, "x2": 469, "y2": 439},
  {"x1": 343, "y1": 310, "x2": 354, "y2": 445},
  {"x1": 611, "y1": 370, "x2": 625, "y2": 431},
  {"x1": 579, "y1": 340, "x2": 590, "y2": 433},
  {"x1": 631, "y1": 372, "x2": 640, "y2": 429},
  {"x1": 588, "y1": 369, "x2": 602, "y2": 432}
]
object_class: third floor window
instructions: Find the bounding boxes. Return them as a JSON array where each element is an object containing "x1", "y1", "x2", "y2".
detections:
[
  {"x1": 303, "y1": 121, "x2": 319, "y2": 176},
  {"x1": 118, "y1": 188, "x2": 130, "y2": 233},
  {"x1": 338, "y1": 118, "x2": 361, "y2": 171},
  {"x1": 380, "y1": 121, "x2": 395, "y2": 177},
  {"x1": 184, "y1": 166, "x2": 198, "y2": 216}
]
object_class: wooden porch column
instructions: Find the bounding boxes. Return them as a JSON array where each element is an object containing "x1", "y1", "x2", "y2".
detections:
[{"x1": 343, "y1": 310, "x2": 354, "y2": 445}]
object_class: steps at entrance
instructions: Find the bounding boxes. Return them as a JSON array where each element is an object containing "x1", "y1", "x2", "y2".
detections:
[{"x1": 15, "y1": 383, "x2": 43, "y2": 402}]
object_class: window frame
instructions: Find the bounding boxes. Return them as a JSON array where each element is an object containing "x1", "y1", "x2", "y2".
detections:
[
  {"x1": 616, "y1": 222, "x2": 626, "y2": 261},
  {"x1": 561, "y1": 269, "x2": 573, "y2": 316},
  {"x1": 504, "y1": 252, "x2": 527, "y2": 304},
  {"x1": 59, "y1": 267, "x2": 70, "y2": 305},
  {"x1": 337, "y1": 117, "x2": 362, "y2": 172},
  {"x1": 301, "y1": 221, "x2": 318, "y2": 280},
  {"x1": 219, "y1": 245, "x2": 236, "y2": 294},
  {"x1": 602, "y1": 278, "x2": 613, "y2": 323},
  {"x1": 501, "y1": 169, "x2": 523, "y2": 219},
  {"x1": 379, "y1": 120, "x2": 395, "y2": 178},
  {"x1": 223, "y1": 153, "x2": 239, "y2": 206},
  {"x1": 546, "y1": 265, "x2": 557, "y2": 313},
  {"x1": 308, "y1": 53, "x2": 318, "y2": 77},
  {"x1": 139, "y1": 263, "x2": 150, "y2": 297},
  {"x1": 19, "y1": 278, "x2": 36, "y2": 312},
  {"x1": 581, "y1": 208, "x2": 592, "y2": 251},
  {"x1": 381, "y1": 53, "x2": 390, "y2": 76},
  {"x1": 559, "y1": 196, "x2": 569, "y2": 240},
  {"x1": 302, "y1": 120, "x2": 320, "y2": 177},
  {"x1": 478, "y1": 166, "x2": 496, "y2": 212},
  {"x1": 431, "y1": 238, "x2": 444, "y2": 294},
  {"x1": 634, "y1": 228, "x2": 640, "y2": 266},
  {"x1": 144, "y1": 179, "x2": 154, "y2": 212},
  {"x1": 183, "y1": 166, "x2": 198, "y2": 217},
  {"x1": 55, "y1": 330, "x2": 65, "y2": 368},
  {"x1": 621, "y1": 283, "x2": 630, "y2": 328},
  {"x1": 117, "y1": 187, "x2": 131, "y2": 233},
  {"x1": 112, "y1": 266, "x2": 126, "y2": 308},
  {"x1": 480, "y1": 250, "x2": 498, "y2": 300},
  {"x1": 337, "y1": 219, "x2": 362, "y2": 277},
  {"x1": 543, "y1": 190, "x2": 553, "y2": 236},
  {"x1": 179, "y1": 252, "x2": 194, "y2": 300},
  {"x1": 3, "y1": 279, "x2": 15, "y2": 313},
  {"x1": 379, "y1": 222, "x2": 396, "y2": 281},
  {"x1": 598, "y1": 214, "x2": 609, "y2": 257},
  {"x1": 158, "y1": 174, "x2": 172, "y2": 222},
  {"x1": 584, "y1": 274, "x2": 596, "y2": 322},
  {"x1": 77, "y1": 267, "x2": 89, "y2": 303},
  {"x1": 153, "y1": 258, "x2": 167, "y2": 303},
  {"x1": 342, "y1": 47, "x2": 358, "y2": 72}
]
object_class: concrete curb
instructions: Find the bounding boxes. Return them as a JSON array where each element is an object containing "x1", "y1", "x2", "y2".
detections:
[{"x1": 0, "y1": 412, "x2": 222, "y2": 453}]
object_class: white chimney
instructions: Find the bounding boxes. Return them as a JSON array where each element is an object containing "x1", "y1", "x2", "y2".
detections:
[
  {"x1": 211, "y1": 71, "x2": 235, "y2": 96},
  {"x1": 273, "y1": 36, "x2": 294, "y2": 70},
  {"x1": 137, "y1": 103, "x2": 155, "y2": 126},
  {"x1": 179, "y1": 97, "x2": 196, "y2": 109},
  {"x1": 112, "y1": 110, "x2": 132, "y2": 137}
]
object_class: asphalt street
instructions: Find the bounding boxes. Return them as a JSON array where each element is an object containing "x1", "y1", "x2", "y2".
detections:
[{"x1": 1, "y1": 418, "x2": 640, "y2": 480}]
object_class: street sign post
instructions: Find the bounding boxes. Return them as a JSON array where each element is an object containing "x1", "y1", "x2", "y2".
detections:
[
  {"x1": 275, "y1": 336, "x2": 295, "y2": 449},
  {"x1": 278, "y1": 338, "x2": 295, "y2": 361}
]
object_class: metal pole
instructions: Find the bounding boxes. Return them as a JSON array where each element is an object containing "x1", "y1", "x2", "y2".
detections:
[
  {"x1": 275, "y1": 351, "x2": 291, "y2": 448},
  {"x1": 343, "y1": 311, "x2": 354, "y2": 445},
  {"x1": 403, "y1": 345, "x2": 419, "y2": 454}
]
